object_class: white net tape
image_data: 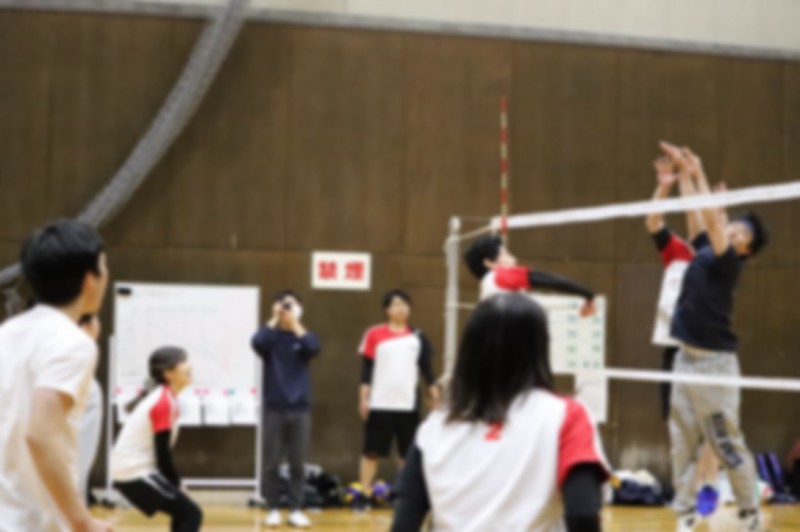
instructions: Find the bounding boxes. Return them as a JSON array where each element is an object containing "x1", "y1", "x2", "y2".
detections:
[
  {"x1": 492, "y1": 180, "x2": 800, "y2": 232},
  {"x1": 578, "y1": 368, "x2": 800, "y2": 392}
]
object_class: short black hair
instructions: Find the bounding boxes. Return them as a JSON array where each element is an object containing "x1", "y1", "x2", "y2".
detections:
[
  {"x1": 448, "y1": 293, "x2": 553, "y2": 424},
  {"x1": 382, "y1": 289, "x2": 412, "y2": 309},
  {"x1": 464, "y1": 235, "x2": 503, "y2": 279},
  {"x1": 736, "y1": 211, "x2": 769, "y2": 257},
  {"x1": 273, "y1": 289, "x2": 301, "y2": 303},
  {"x1": 21, "y1": 219, "x2": 104, "y2": 306},
  {"x1": 149, "y1": 345, "x2": 189, "y2": 384}
]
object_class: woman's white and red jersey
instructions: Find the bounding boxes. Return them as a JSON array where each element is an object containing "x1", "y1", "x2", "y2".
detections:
[
  {"x1": 479, "y1": 266, "x2": 595, "y2": 307},
  {"x1": 359, "y1": 324, "x2": 434, "y2": 412},
  {"x1": 480, "y1": 266, "x2": 532, "y2": 301},
  {"x1": 111, "y1": 385, "x2": 180, "y2": 482},
  {"x1": 652, "y1": 229, "x2": 694, "y2": 347},
  {"x1": 416, "y1": 390, "x2": 609, "y2": 531}
]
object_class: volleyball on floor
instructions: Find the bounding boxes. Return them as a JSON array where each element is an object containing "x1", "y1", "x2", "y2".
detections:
[
  {"x1": 372, "y1": 481, "x2": 391, "y2": 505},
  {"x1": 344, "y1": 482, "x2": 364, "y2": 504}
]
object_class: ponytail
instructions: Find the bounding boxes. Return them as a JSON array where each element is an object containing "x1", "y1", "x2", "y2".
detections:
[
  {"x1": 124, "y1": 346, "x2": 188, "y2": 414},
  {"x1": 125, "y1": 377, "x2": 157, "y2": 414}
]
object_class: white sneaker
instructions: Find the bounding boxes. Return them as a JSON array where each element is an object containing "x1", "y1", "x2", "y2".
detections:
[
  {"x1": 676, "y1": 511, "x2": 699, "y2": 532},
  {"x1": 264, "y1": 510, "x2": 282, "y2": 527},
  {"x1": 739, "y1": 509, "x2": 763, "y2": 532},
  {"x1": 288, "y1": 510, "x2": 312, "y2": 528}
]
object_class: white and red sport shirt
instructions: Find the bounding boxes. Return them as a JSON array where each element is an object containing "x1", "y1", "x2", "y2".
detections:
[
  {"x1": 652, "y1": 231, "x2": 694, "y2": 347},
  {"x1": 480, "y1": 266, "x2": 531, "y2": 300},
  {"x1": 416, "y1": 390, "x2": 609, "y2": 531},
  {"x1": 359, "y1": 324, "x2": 429, "y2": 412},
  {"x1": 111, "y1": 385, "x2": 180, "y2": 482}
]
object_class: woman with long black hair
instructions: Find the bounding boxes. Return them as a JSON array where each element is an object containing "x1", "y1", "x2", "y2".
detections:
[
  {"x1": 392, "y1": 293, "x2": 608, "y2": 532},
  {"x1": 110, "y1": 346, "x2": 202, "y2": 532}
]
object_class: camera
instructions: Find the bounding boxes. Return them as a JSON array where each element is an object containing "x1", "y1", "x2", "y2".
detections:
[{"x1": 282, "y1": 302, "x2": 292, "y2": 311}]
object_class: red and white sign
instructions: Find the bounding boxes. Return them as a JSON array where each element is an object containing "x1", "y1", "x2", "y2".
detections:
[{"x1": 311, "y1": 251, "x2": 372, "y2": 291}]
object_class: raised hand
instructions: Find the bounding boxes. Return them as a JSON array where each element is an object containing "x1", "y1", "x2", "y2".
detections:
[
  {"x1": 653, "y1": 156, "x2": 677, "y2": 187},
  {"x1": 268, "y1": 301, "x2": 282, "y2": 327},
  {"x1": 580, "y1": 299, "x2": 597, "y2": 318},
  {"x1": 659, "y1": 141, "x2": 684, "y2": 163},
  {"x1": 681, "y1": 147, "x2": 704, "y2": 175},
  {"x1": 282, "y1": 305, "x2": 299, "y2": 329}
]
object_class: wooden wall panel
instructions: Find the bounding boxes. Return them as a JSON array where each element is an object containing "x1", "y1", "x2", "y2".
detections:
[
  {"x1": 0, "y1": 13, "x2": 54, "y2": 241},
  {"x1": 285, "y1": 28, "x2": 407, "y2": 253},
  {"x1": 510, "y1": 43, "x2": 618, "y2": 262},
  {"x1": 716, "y1": 59, "x2": 796, "y2": 270},
  {"x1": 717, "y1": 59, "x2": 785, "y2": 190},
  {"x1": 0, "y1": 244, "x2": 19, "y2": 269},
  {"x1": 45, "y1": 14, "x2": 195, "y2": 246},
  {"x1": 101, "y1": 18, "x2": 201, "y2": 248},
  {"x1": 403, "y1": 36, "x2": 513, "y2": 255},
  {"x1": 735, "y1": 267, "x2": 800, "y2": 455},
  {"x1": 786, "y1": 63, "x2": 800, "y2": 182},
  {"x1": 781, "y1": 63, "x2": 800, "y2": 266},
  {"x1": 165, "y1": 24, "x2": 292, "y2": 251}
]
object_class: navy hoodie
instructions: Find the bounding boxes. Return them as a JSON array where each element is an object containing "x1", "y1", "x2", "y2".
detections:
[{"x1": 251, "y1": 326, "x2": 320, "y2": 411}]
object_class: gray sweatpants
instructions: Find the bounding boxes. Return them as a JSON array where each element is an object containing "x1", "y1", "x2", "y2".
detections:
[
  {"x1": 669, "y1": 347, "x2": 758, "y2": 514},
  {"x1": 261, "y1": 410, "x2": 311, "y2": 511}
]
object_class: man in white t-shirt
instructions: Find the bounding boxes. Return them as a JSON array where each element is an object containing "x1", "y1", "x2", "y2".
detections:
[{"x1": 0, "y1": 220, "x2": 112, "y2": 532}]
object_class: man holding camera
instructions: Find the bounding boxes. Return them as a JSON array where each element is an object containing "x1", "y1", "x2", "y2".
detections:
[{"x1": 252, "y1": 290, "x2": 321, "y2": 529}]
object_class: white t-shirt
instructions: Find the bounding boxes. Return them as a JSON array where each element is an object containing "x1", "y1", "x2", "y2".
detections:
[
  {"x1": 111, "y1": 386, "x2": 180, "y2": 482},
  {"x1": 359, "y1": 325, "x2": 424, "y2": 411},
  {"x1": 652, "y1": 233, "x2": 693, "y2": 347},
  {"x1": 416, "y1": 390, "x2": 608, "y2": 532},
  {"x1": 0, "y1": 305, "x2": 97, "y2": 532}
]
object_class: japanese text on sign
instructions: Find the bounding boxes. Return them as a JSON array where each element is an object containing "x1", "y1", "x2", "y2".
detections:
[{"x1": 311, "y1": 252, "x2": 372, "y2": 291}]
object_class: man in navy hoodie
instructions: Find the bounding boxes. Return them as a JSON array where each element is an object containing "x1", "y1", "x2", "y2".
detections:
[{"x1": 252, "y1": 290, "x2": 320, "y2": 529}]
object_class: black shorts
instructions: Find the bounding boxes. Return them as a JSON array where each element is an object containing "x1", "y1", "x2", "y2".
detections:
[
  {"x1": 115, "y1": 473, "x2": 180, "y2": 516},
  {"x1": 114, "y1": 473, "x2": 202, "y2": 529},
  {"x1": 363, "y1": 410, "x2": 419, "y2": 458}
]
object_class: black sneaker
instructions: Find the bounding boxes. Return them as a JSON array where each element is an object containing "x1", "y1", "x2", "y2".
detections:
[{"x1": 738, "y1": 509, "x2": 763, "y2": 532}]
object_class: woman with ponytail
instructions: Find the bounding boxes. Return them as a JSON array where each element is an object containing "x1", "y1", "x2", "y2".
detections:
[{"x1": 110, "y1": 346, "x2": 202, "y2": 531}]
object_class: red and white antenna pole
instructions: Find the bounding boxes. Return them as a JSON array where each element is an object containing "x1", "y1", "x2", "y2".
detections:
[{"x1": 499, "y1": 96, "x2": 510, "y2": 242}]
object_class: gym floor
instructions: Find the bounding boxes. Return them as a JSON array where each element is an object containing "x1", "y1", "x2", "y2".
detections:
[{"x1": 92, "y1": 504, "x2": 800, "y2": 531}]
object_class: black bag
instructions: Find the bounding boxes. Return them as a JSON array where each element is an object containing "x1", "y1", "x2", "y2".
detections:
[{"x1": 277, "y1": 464, "x2": 344, "y2": 508}]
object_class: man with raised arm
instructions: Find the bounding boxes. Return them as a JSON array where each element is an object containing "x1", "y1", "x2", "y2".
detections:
[
  {"x1": 659, "y1": 142, "x2": 769, "y2": 532},
  {"x1": 646, "y1": 150, "x2": 720, "y2": 519}
]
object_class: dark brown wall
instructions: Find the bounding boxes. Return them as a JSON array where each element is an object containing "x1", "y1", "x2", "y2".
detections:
[{"x1": 1, "y1": 10, "x2": 798, "y2": 485}]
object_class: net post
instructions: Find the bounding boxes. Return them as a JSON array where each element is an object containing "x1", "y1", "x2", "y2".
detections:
[
  {"x1": 499, "y1": 96, "x2": 510, "y2": 244},
  {"x1": 444, "y1": 216, "x2": 462, "y2": 378}
]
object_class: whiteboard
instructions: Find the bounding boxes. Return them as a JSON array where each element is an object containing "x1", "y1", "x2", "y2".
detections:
[
  {"x1": 532, "y1": 294, "x2": 607, "y2": 423},
  {"x1": 532, "y1": 294, "x2": 606, "y2": 374},
  {"x1": 113, "y1": 282, "x2": 260, "y2": 391}
]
